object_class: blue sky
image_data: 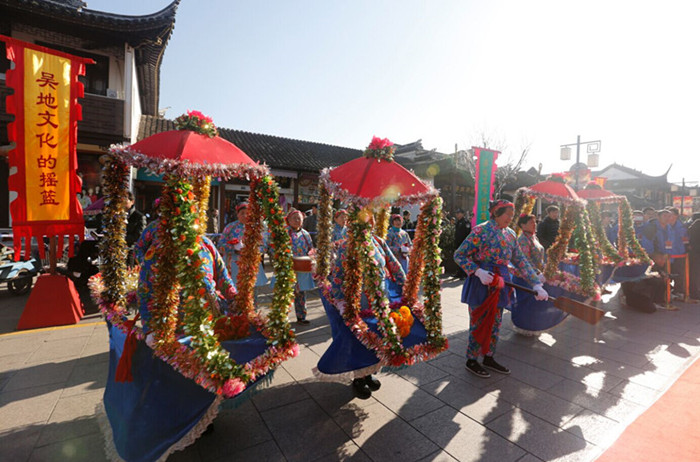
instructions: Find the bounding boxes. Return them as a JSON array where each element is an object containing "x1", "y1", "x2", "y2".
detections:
[{"x1": 86, "y1": 0, "x2": 700, "y2": 183}]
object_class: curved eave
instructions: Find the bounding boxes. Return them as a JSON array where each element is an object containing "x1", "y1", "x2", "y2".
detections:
[{"x1": 0, "y1": 0, "x2": 180, "y2": 37}]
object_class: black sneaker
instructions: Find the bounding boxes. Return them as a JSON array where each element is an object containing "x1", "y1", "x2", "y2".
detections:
[
  {"x1": 465, "y1": 359, "x2": 490, "y2": 378},
  {"x1": 352, "y1": 378, "x2": 372, "y2": 399},
  {"x1": 296, "y1": 319, "x2": 310, "y2": 325},
  {"x1": 482, "y1": 356, "x2": 510, "y2": 375},
  {"x1": 364, "y1": 375, "x2": 381, "y2": 391}
]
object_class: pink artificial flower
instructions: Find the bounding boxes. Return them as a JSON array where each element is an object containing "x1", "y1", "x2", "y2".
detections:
[
  {"x1": 223, "y1": 378, "x2": 246, "y2": 397},
  {"x1": 368, "y1": 136, "x2": 394, "y2": 151},
  {"x1": 187, "y1": 110, "x2": 214, "y2": 124},
  {"x1": 291, "y1": 344, "x2": 300, "y2": 357}
]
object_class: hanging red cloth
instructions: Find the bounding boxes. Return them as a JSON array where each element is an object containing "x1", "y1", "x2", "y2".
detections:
[
  {"x1": 115, "y1": 313, "x2": 141, "y2": 383},
  {"x1": 470, "y1": 273, "x2": 505, "y2": 355}
]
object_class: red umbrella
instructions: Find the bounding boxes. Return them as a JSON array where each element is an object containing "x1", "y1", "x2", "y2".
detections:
[
  {"x1": 528, "y1": 180, "x2": 580, "y2": 200},
  {"x1": 129, "y1": 130, "x2": 256, "y2": 166},
  {"x1": 328, "y1": 156, "x2": 430, "y2": 200},
  {"x1": 576, "y1": 188, "x2": 621, "y2": 200}
]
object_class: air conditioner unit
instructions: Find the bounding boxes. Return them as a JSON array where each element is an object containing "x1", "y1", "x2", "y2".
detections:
[{"x1": 106, "y1": 88, "x2": 118, "y2": 98}]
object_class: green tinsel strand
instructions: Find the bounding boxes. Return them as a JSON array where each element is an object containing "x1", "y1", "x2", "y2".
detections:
[
  {"x1": 315, "y1": 184, "x2": 333, "y2": 279},
  {"x1": 421, "y1": 196, "x2": 447, "y2": 348},
  {"x1": 256, "y1": 175, "x2": 296, "y2": 345},
  {"x1": 586, "y1": 201, "x2": 623, "y2": 263}
]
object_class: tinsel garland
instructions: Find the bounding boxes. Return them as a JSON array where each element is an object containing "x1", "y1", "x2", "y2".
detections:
[
  {"x1": 253, "y1": 175, "x2": 297, "y2": 347},
  {"x1": 418, "y1": 196, "x2": 447, "y2": 349},
  {"x1": 193, "y1": 176, "x2": 211, "y2": 232},
  {"x1": 342, "y1": 205, "x2": 367, "y2": 321},
  {"x1": 166, "y1": 177, "x2": 242, "y2": 381},
  {"x1": 150, "y1": 180, "x2": 182, "y2": 347},
  {"x1": 545, "y1": 204, "x2": 576, "y2": 280},
  {"x1": 375, "y1": 207, "x2": 390, "y2": 240},
  {"x1": 575, "y1": 207, "x2": 599, "y2": 296},
  {"x1": 315, "y1": 184, "x2": 334, "y2": 279},
  {"x1": 235, "y1": 180, "x2": 264, "y2": 315},
  {"x1": 587, "y1": 201, "x2": 623, "y2": 264},
  {"x1": 98, "y1": 155, "x2": 130, "y2": 308},
  {"x1": 359, "y1": 211, "x2": 407, "y2": 362},
  {"x1": 403, "y1": 205, "x2": 427, "y2": 305},
  {"x1": 618, "y1": 199, "x2": 652, "y2": 264},
  {"x1": 510, "y1": 189, "x2": 527, "y2": 230},
  {"x1": 115, "y1": 147, "x2": 269, "y2": 183}
]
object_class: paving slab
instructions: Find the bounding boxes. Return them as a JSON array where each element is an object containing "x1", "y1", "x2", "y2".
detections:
[{"x1": 411, "y1": 405, "x2": 526, "y2": 462}]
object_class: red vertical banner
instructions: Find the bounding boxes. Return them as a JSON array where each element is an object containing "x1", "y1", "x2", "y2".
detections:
[{"x1": 1, "y1": 35, "x2": 93, "y2": 260}]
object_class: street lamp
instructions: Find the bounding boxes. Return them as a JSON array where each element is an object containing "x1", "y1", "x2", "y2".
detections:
[{"x1": 560, "y1": 135, "x2": 602, "y2": 189}]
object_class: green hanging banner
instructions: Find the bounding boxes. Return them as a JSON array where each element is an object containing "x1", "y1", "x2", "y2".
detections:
[{"x1": 471, "y1": 147, "x2": 499, "y2": 227}]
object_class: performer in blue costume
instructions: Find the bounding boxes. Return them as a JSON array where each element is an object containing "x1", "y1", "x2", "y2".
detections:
[
  {"x1": 331, "y1": 209, "x2": 348, "y2": 245},
  {"x1": 386, "y1": 214, "x2": 412, "y2": 272},
  {"x1": 515, "y1": 213, "x2": 546, "y2": 275},
  {"x1": 386, "y1": 213, "x2": 412, "y2": 299},
  {"x1": 135, "y1": 220, "x2": 237, "y2": 327},
  {"x1": 323, "y1": 213, "x2": 406, "y2": 399},
  {"x1": 454, "y1": 200, "x2": 547, "y2": 378},
  {"x1": 218, "y1": 202, "x2": 269, "y2": 288},
  {"x1": 286, "y1": 209, "x2": 316, "y2": 324}
]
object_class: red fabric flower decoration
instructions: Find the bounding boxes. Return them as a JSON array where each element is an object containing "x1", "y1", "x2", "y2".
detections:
[
  {"x1": 187, "y1": 110, "x2": 213, "y2": 124},
  {"x1": 368, "y1": 136, "x2": 394, "y2": 150}
]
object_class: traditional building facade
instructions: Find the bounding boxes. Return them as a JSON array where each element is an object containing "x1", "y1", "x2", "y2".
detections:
[
  {"x1": 0, "y1": 0, "x2": 179, "y2": 227},
  {"x1": 592, "y1": 163, "x2": 673, "y2": 209}
]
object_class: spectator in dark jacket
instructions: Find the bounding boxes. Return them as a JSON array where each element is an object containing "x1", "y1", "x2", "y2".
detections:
[
  {"x1": 454, "y1": 209, "x2": 471, "y2": 278},
  {"x1": 536, "y1": 205, "x2": 560, "y2": 250},
  {"x1": 303, "y1": 204, "x2": 318, "y2": 244},
  {"x1": 125, "y1": 191, "x2": 147, "y2": 248}
]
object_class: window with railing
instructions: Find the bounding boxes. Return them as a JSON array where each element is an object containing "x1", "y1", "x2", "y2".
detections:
[{"x1": 36, "y1": 42, "x2": 110, "y2": 96}]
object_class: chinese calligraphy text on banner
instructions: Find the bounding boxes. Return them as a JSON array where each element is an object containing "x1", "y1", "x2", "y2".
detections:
[
  {"x1": 471, "y1": 147, "x2": 499, "y2": 227},
  {"x1": 1, "y1": 36, "x2": 93, "y2": 260}
]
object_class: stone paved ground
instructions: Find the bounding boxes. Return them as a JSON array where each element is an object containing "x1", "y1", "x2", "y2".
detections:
[{"x1": 1, "y1": 277, "x2": 699, "y2": 461}]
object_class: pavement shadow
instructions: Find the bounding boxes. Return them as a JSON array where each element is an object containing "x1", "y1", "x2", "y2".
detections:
[
  {"x1": 173, "y1": 381, "x2": 368, "y2": 462},
  {"x1": 0, "y1": 415, "x2": 105, "y2": 462},
  {"x1": 0, "y1": 352, "x2": 108, "y2": 404}
]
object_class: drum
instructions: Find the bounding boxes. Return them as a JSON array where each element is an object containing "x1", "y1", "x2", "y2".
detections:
[{"x1": 292, "y1": 256, "x2": 313, "y2": 273}]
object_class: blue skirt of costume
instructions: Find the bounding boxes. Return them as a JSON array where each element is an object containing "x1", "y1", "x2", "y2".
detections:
[
  {"x1": 387, "y1": 257, "x2": 408, "y2": 301},
  {"x1": 102, "y1": 322, "x2": 270, "y2": 462},
  {"x1": 461, "y1": 263, "x2": 514, "y2": 309},
  {"x1": 509, "y1": 277, "x2": 584, "y2": 332},
  {"x1": 317, "y1": 293, "x2": 428, "y2": 376}
]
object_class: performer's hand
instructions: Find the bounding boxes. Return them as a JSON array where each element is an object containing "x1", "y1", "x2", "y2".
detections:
[
  {"x1": 537, "y1": 272, "x2": 546, "y2": 283},
  {"x1": 475, "y1": 268, "x2": 493, "y2": 285},
  {"x1": 533, "y1": 284, "x2": 549, "y2": 301}
]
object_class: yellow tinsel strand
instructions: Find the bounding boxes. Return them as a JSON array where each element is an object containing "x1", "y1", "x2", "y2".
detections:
[{"x1": 375, "y1": 206, "x2": 390, "y2": 240}]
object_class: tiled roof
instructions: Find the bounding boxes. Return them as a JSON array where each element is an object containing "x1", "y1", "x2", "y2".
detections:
[
  {"x1": 594, "y1": 162, "x2": 670, "y2": 181},
  {"x1": 138, "y1": 115, "x2": 363, "y2": 172},
  {"x1": 0, "y1": 0, "x2": 180, "y2": 116},
  {"x1": 0, "y1": 0, "x2": 180, "y2": 31}
]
